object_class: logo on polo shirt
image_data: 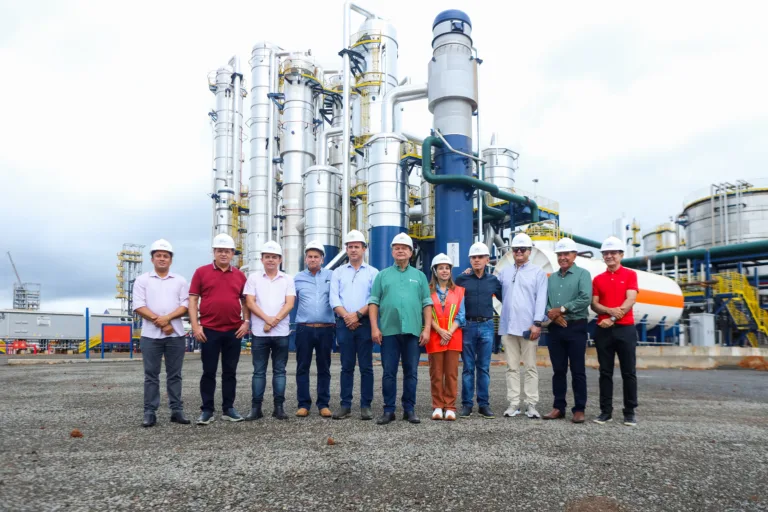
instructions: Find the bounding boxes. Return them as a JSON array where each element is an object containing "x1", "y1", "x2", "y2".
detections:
[{"x1": 410, "y1": 279, "x2": 419, "y2": 284}]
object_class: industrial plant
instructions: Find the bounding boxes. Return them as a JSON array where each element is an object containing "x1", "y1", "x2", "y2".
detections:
[{"x1": 2, "y1": 6, "x2": 767, "y2": 354}]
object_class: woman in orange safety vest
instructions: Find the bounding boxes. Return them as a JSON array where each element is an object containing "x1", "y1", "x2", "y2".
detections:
[{"x1": 427, "y1": 253, "x2": 466, "y2": 421}]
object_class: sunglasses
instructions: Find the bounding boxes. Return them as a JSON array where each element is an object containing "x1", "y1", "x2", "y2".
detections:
[{"x1": 512, "y1": 248, "x2": 528, "y2": 254}]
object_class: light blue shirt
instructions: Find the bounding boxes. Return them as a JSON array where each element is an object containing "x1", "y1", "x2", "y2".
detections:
[
  {"x1": 330, "y1": 262, "x2": 379, "y2": 314},
  {"x1": 294, "y1": 268, "x2": 334, "y2": 324},
  {"x1": 435, "y1": 285, "x2": 466, "y2": 327},
  {"x1": 496, "y1": 261, "x2": 548, "y2": 336}
]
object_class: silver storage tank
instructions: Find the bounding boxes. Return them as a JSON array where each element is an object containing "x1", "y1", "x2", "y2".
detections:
[
  {"x1": 642, "y1": 222, "x2": 678, "y2": 255},
  {"x1": 684, "y1": 186, "x2": 768, "y2": 249},
  {"x1": 481, "y1": 143, "x2": 517, "y2": 195},
  {"x1": 279, "y1": 53, "x2": 317, "y2": 274},
  {"x1": 366, "y1": 133, "x2": 408, "y2": 252},
  {"x1": 303, "y1": 166, "x2": 342, "y2": 255}
]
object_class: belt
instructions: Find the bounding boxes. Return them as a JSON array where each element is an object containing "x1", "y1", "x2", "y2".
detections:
[
  {"x1": 298, "y1": 323, "x2": 335, "y2": 328},
  {"x1": 467, "y1": 316, "x2": 493, "y2": 323}
]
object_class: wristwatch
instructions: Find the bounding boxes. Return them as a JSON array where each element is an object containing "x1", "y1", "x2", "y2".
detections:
[
  {"x1": 560, "y1": 306, "x2": 566, "y2": 314},
  {"x1": 610, "y1": 316, "x2": 617, "y2": 322},
  {"x1": 356, "y1": 311, "x2": 364, "y2": 320},
  {"x1": 533, "y1": 321, "x2": 542, "y2": 327}
]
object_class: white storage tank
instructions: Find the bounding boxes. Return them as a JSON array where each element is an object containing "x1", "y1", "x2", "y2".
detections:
[{"x1": 642, "y1": 222, "x2": 679, "y2": 255}]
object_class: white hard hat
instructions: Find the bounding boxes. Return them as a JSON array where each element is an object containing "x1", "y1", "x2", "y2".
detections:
[
  {"x1": 554, "y1": 237, "x2": 578, "y2": 253},
  {"x1": 468, "y1": 242, "x2": 490, "y2": 257},
  {"x1": 601, "y1": 236, "x2": 626, "y2": 253},
  {"x1": 391, "y1": 232, "x2": 414, "y2": 249},
  {"x1": 261, "y1": 240, "x2": 283, "y2": 256},
  {"x1": 304, "y1": 240, "x2": 325, "y2": 255},
  {"x1": 431, "y1": 253, "x2": 453, "y2": 270},
  {"x1": 511, "y1": 233, "x2": 533, "y2": 248},
  {"x1": 212, "y1": 233, "x2": 236, "y2": 249},
  {"x1": 149, "y1": 239, "x2": 173, "y2": 255},
  {"x1": 344, "y1": 229, "x2": 367, "y2": 246}
]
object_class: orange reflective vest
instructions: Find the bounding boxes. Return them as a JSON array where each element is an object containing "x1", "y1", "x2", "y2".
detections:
[{"x1": 427, "y1": 286, "x2": 465, "y2": 354}]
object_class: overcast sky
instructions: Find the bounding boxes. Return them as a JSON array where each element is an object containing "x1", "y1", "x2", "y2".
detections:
[{"x1": 1, "y1": 0, "x2": 766, "y2": 313}]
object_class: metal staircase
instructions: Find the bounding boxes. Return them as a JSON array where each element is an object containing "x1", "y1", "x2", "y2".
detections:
[{"x1": 713, "y1": 272, "x2": 768, "y2": 347}]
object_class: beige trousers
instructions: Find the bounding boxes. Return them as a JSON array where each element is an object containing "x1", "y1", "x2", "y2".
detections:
[{"x1": 501, "y1": 334, "x2": 539, "y2": 406}]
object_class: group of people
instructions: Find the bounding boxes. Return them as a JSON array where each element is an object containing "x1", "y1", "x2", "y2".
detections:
[{"x1": 133, "y1": 229, "x2": 639, "y2": 428}]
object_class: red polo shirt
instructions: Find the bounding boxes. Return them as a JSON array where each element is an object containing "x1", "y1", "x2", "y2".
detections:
[
  {"x1": 189, "y1": 263, "x2": 247, "y2": 331},
  {"x1": 592, "y1": 266, "x2": 639, "y2": 325}
]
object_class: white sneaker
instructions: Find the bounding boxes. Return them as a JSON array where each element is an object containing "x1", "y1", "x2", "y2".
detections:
[
  {"x1": 526, "y1": 404, "x2": 541, "y2": 419},
  {"x1": 503, "y1": 405, "x2": 522, "y2": 417},
  {"x1": 444, "y1": 410, "x2": 456, "y2": 421},
  {"x1": 432, "y1": 408, "x2": 444, "y2": 420}
]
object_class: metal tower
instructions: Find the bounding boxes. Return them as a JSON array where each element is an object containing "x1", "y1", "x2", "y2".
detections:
[
  {"x1": 115, "y1": 244, "x2": 144, "y2": 315},
  {"x1": 6, "y1": 252, "x2": 41, "y2": 310}
]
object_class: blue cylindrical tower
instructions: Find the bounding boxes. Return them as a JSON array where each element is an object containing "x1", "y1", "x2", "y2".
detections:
[{"x1": 428, "y1": 10, "x2": 478, "y2": 277}]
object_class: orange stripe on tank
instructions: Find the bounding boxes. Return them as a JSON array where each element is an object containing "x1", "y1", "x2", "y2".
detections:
[{"x1": 636, "y1": 289, "x2": 684, "y2": 308}]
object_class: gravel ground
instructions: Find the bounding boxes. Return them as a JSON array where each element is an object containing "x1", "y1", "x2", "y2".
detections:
[{"x1": 1, "y1": 358, "x2": 767, "y2": 511}]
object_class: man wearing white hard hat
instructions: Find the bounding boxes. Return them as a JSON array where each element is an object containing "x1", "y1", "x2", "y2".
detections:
[
  {"x1": 329, "y1": 230, "x2": 379, "y2": 420},
  {"x1": 293, "y1": 241, "x2": 335, "y2": 419},
  {"x1": 496, "y1": 232, "x2": 548, "y2": 419},
  {"x1": 455, "y1": 242, "x2": 503, "y2": 419},
  {"x1": 426, "y1": 253, "x2": 466, "y2": 421},
  {"x1": 591, "y1": 236, "x2": 639, "y2": 427},
  {"x1": 542, "y1": 238, "x2": 592, "y2": 424},
  {"x1": 133, "y1": 239, "x2": 190, "y2": 427},
  {"x1": 368, "y1": 232, "x2": 432, "y2": 425},
  {"x1": 189, "y1": 233, "x2": 250, "y2": 425},
  {"x1": 243, "y1": 240, "x2": 296, "y2": 421}
]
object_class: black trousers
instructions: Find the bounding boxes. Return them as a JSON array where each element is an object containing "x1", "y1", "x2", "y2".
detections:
[
  {"x1": 200, "y1": 328, "x2": 241, "y2": 413},
  {"x1": 547, "y1": 320, "x2": 588, "y2": 413},
  {"x1": 595, "y1": 324, "x2": 638, "y2": 415}
]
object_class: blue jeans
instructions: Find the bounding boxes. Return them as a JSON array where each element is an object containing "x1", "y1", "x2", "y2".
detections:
[
  {"x1": 380, "y1": 334, "x2": 420, "y2": 413},
  {"x1": 548, "y1": 320, "x2": 588, "y2": 413},
  {"x1": 295, "y1": 325, "x2": 334, "y2": 410},
  {"x1": 336, "y1": 318, "x2": 373, "y2": 409},
  {"x1": 251, "y1": 336, "x2": 289, "y2": 407},
  {"x1": 200, "y1": 328, "x2": 241, "y2": 413},
  {"x1": 461, "y1": 320, "x2": 494, "y2": 408}
]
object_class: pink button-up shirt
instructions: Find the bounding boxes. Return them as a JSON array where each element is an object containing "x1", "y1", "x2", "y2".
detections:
[
  {"x1": 244, "y1": 271, "x2": 296, "y2": 337},
  {"x1": 133, "y1": 271, "x2": 190, "y2": 339}
]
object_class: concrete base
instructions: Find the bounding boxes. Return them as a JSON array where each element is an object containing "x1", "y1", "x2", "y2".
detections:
[{"x1": 530, "y1": 346, "x2": 768, "y2": 370}]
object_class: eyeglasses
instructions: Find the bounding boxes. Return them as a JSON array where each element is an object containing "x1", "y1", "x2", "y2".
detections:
[
  {"x1": 512, "y1": 248, "x2": 528, "y2": 254},
  {"x1": 603, "y1": 251, "x2": 621, "y2": 256}
]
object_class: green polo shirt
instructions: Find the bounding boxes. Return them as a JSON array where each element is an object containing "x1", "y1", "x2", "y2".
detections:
[
  {"x1": 368, "y1": 263, "x2": 432, "y2": 337},
  {"x1": 546, "y1": 263, "x2": 592, "y2": 321}
]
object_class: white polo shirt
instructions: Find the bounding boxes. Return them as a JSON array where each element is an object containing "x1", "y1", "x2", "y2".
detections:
[
  {"x1": 244, "y1": 271, "x2": 296, "y2": 337},
  {"x1": 132, "y1": 271, "x2": 189, "y2": 339}
]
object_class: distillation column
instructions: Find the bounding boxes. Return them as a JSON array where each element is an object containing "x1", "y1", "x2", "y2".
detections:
[
  {"x1": 248, "y1": 42, "x2": 279, "y2": 272},
  {"x1": 428, "y1": 10, "x2": 478, "y2": 276},
  {"x1": 279, "y1": 53, "x2": 318, "y2": 274}
]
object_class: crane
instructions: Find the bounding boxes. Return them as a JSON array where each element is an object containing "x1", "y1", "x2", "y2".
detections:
[{"x1": 7, "y1": 252, "x2": 23, "y2": 285}]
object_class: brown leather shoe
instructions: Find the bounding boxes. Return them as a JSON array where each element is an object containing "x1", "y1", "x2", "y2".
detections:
[
  {"x1": 319, "y1": 408, "x2": 332, "y2": 418},
  {"x1": 542, "y1": 408, "x2": 565, "y2": 420},
  {"x1": 572, "y1": 411, "x2": 586, "y2": 423},
  {"x1": 295, "y1": 408, "x2": 309, "y2": 417}
]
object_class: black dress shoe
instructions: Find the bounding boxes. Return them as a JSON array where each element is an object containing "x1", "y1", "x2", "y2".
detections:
[
  {"x1": 170, "y1": 411, "x2": 190, "y2": 424},
  {"x1": 332, "y1": 407, "x2": 351, "y2": 420},
  {"x1": 360, "y1": 408, "x2": 373, "y2": 420},
  {"x1": 459, "y1": 405, "x2": 472, "y2": 418},
  {"x1": 245, "y1": 406, "x2": 263, "y2": 421},
  {"x1": 403, "y1": 410, "x2": 421, "y2": 424},
  {"x1": 142, "y1": 412, "x2": 156, "y2": 428},
  {"x1": 272, "y1": 405, "x2": 288, "y2": 420},
  {"x1": 376, "y1": 412, "x2": 396, "y2": 425}
]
